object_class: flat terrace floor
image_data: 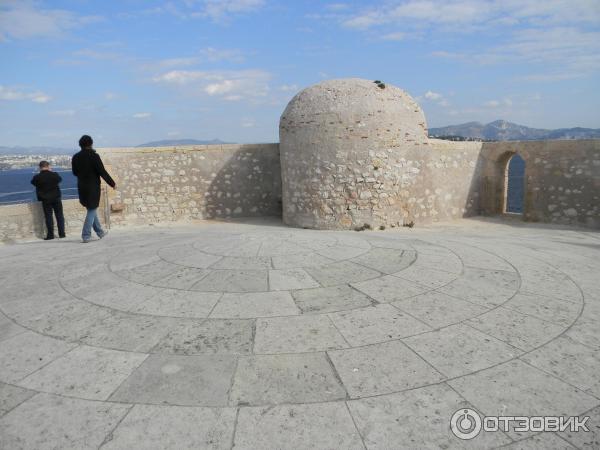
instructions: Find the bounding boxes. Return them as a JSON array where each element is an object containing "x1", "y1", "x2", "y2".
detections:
[{"x1": 0, "y1": 218, "x2": 599, "y2": 449}]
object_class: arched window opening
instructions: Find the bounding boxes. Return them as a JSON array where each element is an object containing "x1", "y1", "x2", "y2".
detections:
[{"x1": 505, "y1": 153, "x2": 525, "y2": 214}]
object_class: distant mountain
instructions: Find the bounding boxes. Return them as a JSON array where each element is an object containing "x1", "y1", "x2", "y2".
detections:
[
  {"x1": 429, "y1": 120, "x2": 600, "y2": 141},
  {"x1": 136, "y1": 139, "x2": 231, "y2": 147},
  {"x1": 0, "y1": 146, "x2": 73, "y2": 155}
]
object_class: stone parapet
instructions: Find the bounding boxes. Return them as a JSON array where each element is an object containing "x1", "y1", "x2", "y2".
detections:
[{"x1": 99, "y1": 143, "x2": 281, "y2": 227}]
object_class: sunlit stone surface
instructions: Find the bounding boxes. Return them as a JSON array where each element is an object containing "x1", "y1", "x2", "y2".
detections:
[{"x1": 1, "y1": 217, "x2": 599, "y2": 449}]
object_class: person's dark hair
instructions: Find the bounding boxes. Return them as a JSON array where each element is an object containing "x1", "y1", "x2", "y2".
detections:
[
  {"x1": 79, "y1": 135, "x2": 93, "y2": 149},
  {"x1": 39, "y1": 160, "x2": 50, "y2": 169}
]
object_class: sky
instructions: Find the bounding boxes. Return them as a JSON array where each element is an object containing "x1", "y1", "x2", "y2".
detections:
[{"x1": 1, "y1": 0, "x2": 599, "y2": 147}]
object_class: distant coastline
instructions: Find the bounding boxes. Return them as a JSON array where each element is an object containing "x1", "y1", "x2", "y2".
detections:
[{"x1": 0, "y1": 155, "x2": 71, "y2": 171}]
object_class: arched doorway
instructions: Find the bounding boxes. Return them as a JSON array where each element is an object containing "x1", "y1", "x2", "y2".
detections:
[{"x1": 505, "y1": 153, "x2": 525, "y2": 214}]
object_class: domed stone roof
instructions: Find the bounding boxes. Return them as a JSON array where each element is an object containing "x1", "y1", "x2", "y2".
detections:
[
  {"x1": 279, "y1": 78, "x2": 430, "y2": 230},
  {"x1": 280, "y1": 78, "x2": 428, "y2": 151}
]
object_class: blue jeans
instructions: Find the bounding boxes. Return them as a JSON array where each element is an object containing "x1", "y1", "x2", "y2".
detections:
[{"x1": 82, "y1": 208, "x2": 104, "y2": 240}]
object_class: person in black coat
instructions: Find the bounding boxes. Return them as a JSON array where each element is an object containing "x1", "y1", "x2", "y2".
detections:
[
  {"x1": 71, "y1": 135, "x2": 116, "y2": 242},
  {"x1": 31, "y1": 161, "x2": 65, "y2": 240}
]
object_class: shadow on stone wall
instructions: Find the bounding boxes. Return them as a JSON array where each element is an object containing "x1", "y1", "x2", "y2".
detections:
[
  {"x1": 465, "y1": 146, "x2": 511, "y2": 219},
  {"x1": 204, "y1": 146, "x2": 282, "y2": 220},
  {"x1": 28, "y1": 202, "x2": 47, "y2": 238}
]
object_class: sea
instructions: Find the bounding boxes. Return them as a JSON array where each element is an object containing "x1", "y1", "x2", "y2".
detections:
[{"x1": 0, "y1": 168, "x2": 78, "y2": 205}]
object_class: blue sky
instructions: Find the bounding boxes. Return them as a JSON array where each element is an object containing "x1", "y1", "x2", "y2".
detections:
[{"x1": 1, "y1": 0, "x2": 599, "y2": 147}]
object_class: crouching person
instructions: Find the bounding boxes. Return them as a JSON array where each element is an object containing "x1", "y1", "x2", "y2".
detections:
[
  {"x1": 71, "y1": 135, "x2": 116, "y2": 243},
  {"x1": 31, "y1": 160, "x2": 65, "y2": 240}
]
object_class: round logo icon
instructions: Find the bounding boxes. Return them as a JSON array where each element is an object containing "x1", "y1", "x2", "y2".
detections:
[{"x1": 450, "y1": 408, "x2": 482, "y2": 440}]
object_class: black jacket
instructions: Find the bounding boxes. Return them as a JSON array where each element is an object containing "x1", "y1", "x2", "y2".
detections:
[
  {"x1": 71, "y1": 148, "x2": 115, "y2": 209},
  {"x1": 31, "y1": 170, "x2": 62, "y2": 202}
]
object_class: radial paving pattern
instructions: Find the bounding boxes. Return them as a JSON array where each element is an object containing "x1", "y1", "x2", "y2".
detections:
[{"x1": 1, "y1": 219, "x2": 599, "y2": 449}]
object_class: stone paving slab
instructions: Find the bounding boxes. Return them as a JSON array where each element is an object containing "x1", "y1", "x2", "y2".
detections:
[
  {"x1": 268, "y1": 268, "x2": 320, "y2": 290},
  {"x1": 0, "y1": 313, "x2": 26, "y2": 343},
  {"x1": 521, "y1": 335, "x2": 600, "y2": 397},
  {"x1": 254, "y1": 315, "x2": 348, "y2": 353},
  {"x1": 153, "y1": 318, "x2": 254, "y2": 355},
  {"x1": 0, "y1": 218, "x2": 598, "y2": 448},
  {"x1": 559, "y1": 404, "x2": 600, "y2": 449},
  {"x1": 210, "y1": 291, "x2": 300, "y2": 318},
  {"x1": 234, "y1": 402, "x2": 364, "y2": 449},
  {"x1": 392, "y1": 291, "x2": 490, "y2": 328},
  {"x1": 19, "y1": 346, "x2": 147, "y2": 400},
  {"x1": 229, "y1": 353, "x2": 347, "y2": 406},
  {"x1": 329, "y1": 304, "x2": 431, "y2": 346},
  {"x1": 130, "y1": 289, "x2": 222, "y2": 318},
  {"x1": 0, "y1": 393, "x2": 130, "y2": 450},
  {"x1": 101, "y1": 405, "x2": 236, "y2": 450},
  {"x1": 448, "y1": 359, "x2": 600, "y2": 439},
  {"x1": 110, "y1": 354, "x2": 236, "y2": 406},
  {"x1": 0, "y1": 331, "x2": 76, "y2": 383},
  {"x1": 0, "y1": 383, "x2": 36, "y2": 417},
  {"x1": 305, "y1": 261, "x2": 381, "y2": 287},
  {"x1": 351, "y1": 274, "x2": 428, "y2": 303},
  {"x1": 150, "y1": 266, "x2": 210, "y2": 289},
  {"x1": 348, "y1": 383, "x2": 511, "y2": 448},
  {"x1": 466, "y1": 307, "x2": 564, "y2": 351},
  {"x1": 501, "y1": 292, "x2": 581, "y2": 327},
  {"x1": 292, "y1": 284, "x2": 373, "y2": 314},
  {"x1": 350, "y1": 247, "x2": 415, "y2": 274},
  {"x1": 328, "y1": 340, "x2": 445, "y2": 397},
  {"x1": 437, "y1": 268, "x2": 519, "y2": 308},
  {"x1": 190, "y1": 269, "x2": 269, "y2": 292},
  {"x1": 402, "y1": 324, "x2": 520, "y2": 378},
  {"x1": 79, "y1": 312, "x2": 178, "y2": 353}
]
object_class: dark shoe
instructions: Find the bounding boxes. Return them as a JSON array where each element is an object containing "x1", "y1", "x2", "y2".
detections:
[
  {"x1": 59, "y1": 234, "x2": 66, "y2": 238},
  {"x1": 98, "y1": 230, "x2": 108, "y2": 239},
  {"x1": 44, "y1": 236, "x2": 54, "y2": 240}
]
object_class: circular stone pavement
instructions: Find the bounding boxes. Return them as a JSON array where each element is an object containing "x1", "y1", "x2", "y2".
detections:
[{"x1": 1, "y1": 219, "x2": 599, "y2": 449}]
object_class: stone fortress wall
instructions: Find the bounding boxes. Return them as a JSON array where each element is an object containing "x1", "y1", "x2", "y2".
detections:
[
  {"x1": 1, "y1": 79, "x2": 598, "y2": 242},
  {"x1": 479, "y1": 139, "x2": 600, "y2": 228},
  {"x1": 0, "y1": 198, "x2": 98, "y2": 242},
  {"x1": 279, "y1": 79, "x2": 599, "y2": 230},
  {"x1": 99, "y1": 143, "x2": 282, "y2": 227}
]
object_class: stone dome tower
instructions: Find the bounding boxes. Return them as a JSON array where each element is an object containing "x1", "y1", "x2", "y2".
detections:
[{"x1": 279, "y1": 78, "x2": 428, "y2": 230}]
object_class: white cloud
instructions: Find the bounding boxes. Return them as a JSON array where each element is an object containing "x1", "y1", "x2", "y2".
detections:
[
  {"x1": 199, "y1": 0, "x2": 265, "y2": 21},
  {"x1": 341, "y1": 0, "x2": 600, "y2": 31},
  {"x1": 30, "y1": 92, "x2": 51, "y2": 103},
  {"x1": 333, "y1": 1, "x2": 600, "y2": 79},
  {"x1": 380, "y1": 31, "x2": 406, "y2": 41},
  {"x1": 153, "y1": 69, "x2": 271, "y2": 100},
  {"x1": 422, "y1": 90, "x2": 449, "y2": 108},
  {"x1": 205, "y1": 79, "x2": 237, "y2": 95},
  {"x1": 105, "y1": 92, "x2": 117, "y2": 100},
  {"x1": 485, "y1": 100, "x2": 500, "y2": 108},
  {"x1": 0, "y1": 85, "x2": 52, "y2": 103},
  {"x1": 0, "y1": 1, "x2": 102, "y2": 41},
  {"x1": 433, "y1": 26, "x2": 600, "y2": 79},
  {"x1": 343, "y1": 13, "x2": 379, "y2": 30},
  {"x1": 133, "y1": 112, "x2": 152, "y2": 119},
  {"x1": 424, "y1": 90, "x2": 442, "y2": 101}
]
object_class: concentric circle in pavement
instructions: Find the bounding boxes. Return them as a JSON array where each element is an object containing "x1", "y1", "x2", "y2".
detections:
[{"x1": 1, "y1": 219, "x2": 599, "y2": 449}]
